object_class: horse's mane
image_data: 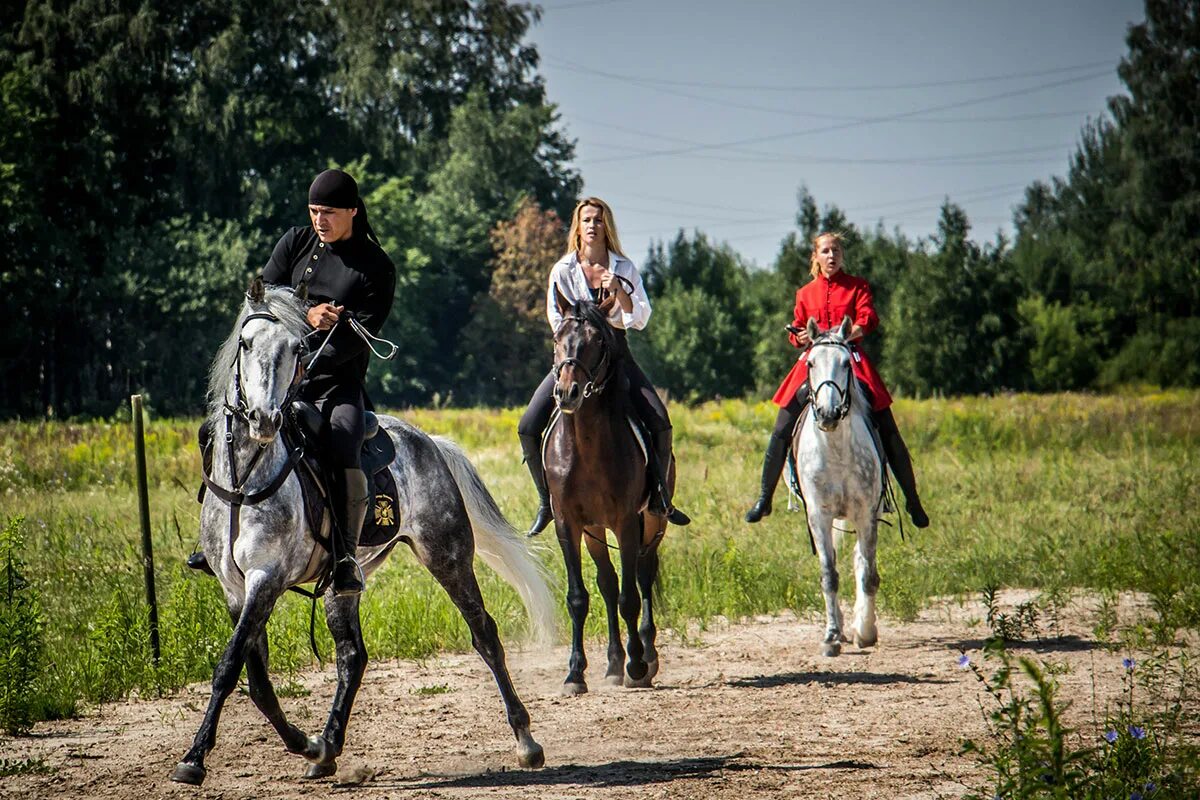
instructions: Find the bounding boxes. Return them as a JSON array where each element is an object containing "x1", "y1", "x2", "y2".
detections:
[{"x1": 206, "y1": 286, "x2": 310, "y2": 421}]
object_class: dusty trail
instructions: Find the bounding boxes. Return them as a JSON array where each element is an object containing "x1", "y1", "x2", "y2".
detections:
[{"x1": 0, "y1": 591, "x2": 1146, "y2": 799}]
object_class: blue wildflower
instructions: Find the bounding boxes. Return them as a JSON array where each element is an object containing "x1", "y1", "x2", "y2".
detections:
[
  {"x1": 1130, "y1": 726, "x2": 1146, "y2": 740},
  {"x1": 1144, "y1": 782, "x2": 1156, "y2": 795},
  {"x1": 1131, "y1": 792, "x2": 1143, "y2": 800},
  {"x1": 1123, "y1": 657, "x2": 1136, "y2": 671},
  {"x1": 1104, "y1": 730, "x2": 1119, "y2": 743},
  {"x1": 957, "y1": 654, "x2": 970, "y2": 669}
]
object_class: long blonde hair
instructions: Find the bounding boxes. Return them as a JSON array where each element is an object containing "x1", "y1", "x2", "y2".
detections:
[
  {"x1": 565, "y1": 197, "x2": 627, "y2": 258},
  {"x1": 809, "y1": 231, "x2": 845, "y2": 278}
]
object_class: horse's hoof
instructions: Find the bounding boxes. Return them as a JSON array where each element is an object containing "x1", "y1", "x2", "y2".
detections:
[
  {"x1": 303, "y1": 734, "x2": 333, "y2": 765},
  {"x1": 302, "y1": 759, "x2": 338, "y2": 780},
  {"x1": 170, "y1": 762, "x2": 206, "y2": 785},
  {"x1": 561, "y1": 681, "x2": 588, "y2": 696},
  {"x1": 602, "y1": 673, "x2": 623, "y2": 686},
  {"x1": 821, "y1": 641, "x2": 842, "y2": 657},
  {"x1": 624, "y1": 668, "x2": 654, "y2": 689},
  {"x1": 644, "y1": 658, "x2": 660, "y2": 680},
  {"x1": 517, "y1": 741, "x2": 545, "y2": 769},
  {"x1": 854, "y1": 631, "x2": 877, "y2": 648}
]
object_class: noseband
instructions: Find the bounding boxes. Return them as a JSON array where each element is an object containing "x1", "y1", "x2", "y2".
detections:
[
  {"x1": 226, "y1": 311, "x2": 305, "y2": 424},
  {"x1": 809, "y1": 337, "x2": 854, "y2": 424},
  {"x1": 553, "y1": 314, "x2": 616, "y2": 403}
]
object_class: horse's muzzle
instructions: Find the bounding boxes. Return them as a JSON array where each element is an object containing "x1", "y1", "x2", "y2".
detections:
[
  {"x1": 553, "y1": 381, "x2": 582, "y2": 414},
  {"x1": 247, "y1": 408, "x2": 282, "y2": 443}
]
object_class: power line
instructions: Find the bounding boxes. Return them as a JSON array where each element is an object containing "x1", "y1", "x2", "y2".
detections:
[
  {"x1": 544, "y1": 57, "x2": 1113, "y2": 92},
  {"x1": 580, "y1": 70, "x2": 1114, "y2": 165}
]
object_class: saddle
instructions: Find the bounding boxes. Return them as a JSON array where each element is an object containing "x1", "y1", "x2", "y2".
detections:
[{"x1": 286, "y1": 401, "x2": 402, "y2": 550}]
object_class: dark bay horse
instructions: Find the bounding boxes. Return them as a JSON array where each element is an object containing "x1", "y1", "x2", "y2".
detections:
[
  {"x1": 172, "y1": 281, "x2": 553, "y2": 784},
  {"x1": 545, "y1": 288, "x2": 670, "y2": 694}
]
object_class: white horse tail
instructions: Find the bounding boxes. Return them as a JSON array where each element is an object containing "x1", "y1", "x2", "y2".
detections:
[{"x1": 431, "y1": 435, "x2": 558, "y2": 646}]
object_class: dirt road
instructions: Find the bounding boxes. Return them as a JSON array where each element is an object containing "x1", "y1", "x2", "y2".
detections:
[{"x1": 0, "y1": 591, "x2": 1145, "y2": 799}]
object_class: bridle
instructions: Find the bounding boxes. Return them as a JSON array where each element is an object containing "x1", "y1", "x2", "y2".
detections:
[
  {"x1": 225, "y1": 311, "x2": 306, "y2": 425},
  {"x1": 808, "y1": 336, "x2": 854, "y2": 425},
  {"x1": 553, "y1": 315, "x2": 615, "y2": 401}
]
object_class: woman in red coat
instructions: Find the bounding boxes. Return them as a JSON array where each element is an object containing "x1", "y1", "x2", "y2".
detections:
[{"x1": 745, "y1": 232, "x2": 929, "y2": 528}]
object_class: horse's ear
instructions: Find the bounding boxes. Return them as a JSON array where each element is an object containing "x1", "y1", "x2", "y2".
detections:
[
  {"x1": 598, "y1": 291, "x2": 617, "y2": 316},
  {"x1": 837, "y1": 315, "x2": 853, "y2": 340},
  {"x1": 806, "y1": 317, "x2": 820, "y2": 342},
  {"x1": 293, "y1": 281, "x2": 309, "y2": 304},
  {"x1": 247, "y1": 276, "x2": 265, "y2": 305},
  {"x1": 554, "y1": 285, "x2": 571, "y2": 317}
]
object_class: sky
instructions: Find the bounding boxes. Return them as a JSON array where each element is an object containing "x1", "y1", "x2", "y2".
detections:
[{"x1": 525, "y1": 0, "x2": 1145, "y2": 268}]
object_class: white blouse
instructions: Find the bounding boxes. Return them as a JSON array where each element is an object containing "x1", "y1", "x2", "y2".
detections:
[{"x1": 545, "y1": 251, "x2": 652, "y2": 332}]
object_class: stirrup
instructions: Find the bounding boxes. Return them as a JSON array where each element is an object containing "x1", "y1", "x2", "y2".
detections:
[{"x1": 332, "y1": 557, "x2": 364, "y2": 596}]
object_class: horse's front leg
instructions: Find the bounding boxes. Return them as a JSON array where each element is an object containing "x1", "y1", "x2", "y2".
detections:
[
  {"x1": 851, "y1": 516, "x2": 880, "y2": 649},
  {"x1": 616, "y1": 513, "x2": 649, "y2": 687},
  {"x1": 555, "y1": 517, "x2": 590, "y2": 695},
  {"x1": 583, "y1": 525, "x2": 624, "y2": 685},
  {"x1": 303, "y1": 591, "x2": 367, "y2": 779},
  {"x1": 808, "y1": 509, "x2": 843, "y2": 657},
  {"x1": 243, "y1": 629, "x2": 331, "y2": 769},
  {"x1": 636, "y1": 514, "x2": 661, "y2": 681},
  {"x1": 171, "y1": 577, "x2": 277, "y2": 785}
]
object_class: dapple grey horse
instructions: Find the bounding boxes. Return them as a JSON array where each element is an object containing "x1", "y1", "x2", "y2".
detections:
[
  {"x1": 793, "y1": 316, "x2": 884, "y2": 657},
  {"x1": 172, "y1": 281, "x2": 555, "y2": 785}
]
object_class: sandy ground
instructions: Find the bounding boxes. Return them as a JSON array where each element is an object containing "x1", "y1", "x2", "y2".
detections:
[{"x1": 0, "y1": 591, "x2": 1166, "y2": 800}]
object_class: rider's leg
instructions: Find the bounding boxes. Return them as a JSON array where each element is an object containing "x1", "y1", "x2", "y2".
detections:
[
  {"x1": 871, "y1": 406, "x2": 930, "y2": 528},
  {"x1": 517, "y1": 371, "x2": 556, "y2": 536},
  {"x1": 321, "y1": 393, "x2": 369, "y2": 595},
  {"x1": 745, "y1": 385, "x2": 807, "y2": 523},
  {"x1": 624, "y1": 359, "x2": 690, "y2": 526},
  {"x1": 187, "y1": 418, "x2": 217, "y2": 574}
]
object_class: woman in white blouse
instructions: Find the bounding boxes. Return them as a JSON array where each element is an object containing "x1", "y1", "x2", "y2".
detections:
[{"x1": 517, "y1": 197, "x2": 689, "y2": 535}]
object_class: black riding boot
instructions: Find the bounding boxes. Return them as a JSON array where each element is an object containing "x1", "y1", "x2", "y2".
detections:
[
  {"x1": 649, "y1": 429, "x2": 690, "y2": 526},
  {"x1": 331, "y1": 467, "x2": 369, "y2": 595},
  {"x1": 187, "y1": 420, "x2": 216, "y2": 575},
  {"x1": 519, "y1": 433, "x2": 553, "y2": 537},
  {"x1": 745, "y1": 431, "x2": 790, "y2": 523},
  {"x1": 872, "y1": 408, "x2": 930, "y2": 528}
]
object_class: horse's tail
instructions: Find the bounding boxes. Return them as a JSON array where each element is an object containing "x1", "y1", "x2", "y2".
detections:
[{"x1": 431, "y1": 435, "x2": 558, "y2": 646}]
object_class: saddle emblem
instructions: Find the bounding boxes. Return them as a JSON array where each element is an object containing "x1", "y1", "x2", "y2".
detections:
[{"x1": 374, "y1": 495, "x2": 396, "y2": 527}]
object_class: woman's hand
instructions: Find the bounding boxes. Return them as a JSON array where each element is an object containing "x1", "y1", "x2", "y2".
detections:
[
  {"x1": 786, "y1": 324, "x2": 811, "y2": 348},
  {"x1": 599, "y1": 269, "x2": 634, "y2": 313},
  {"x1": 307, "y1": 303, "x2": 343, "y2": 331}
]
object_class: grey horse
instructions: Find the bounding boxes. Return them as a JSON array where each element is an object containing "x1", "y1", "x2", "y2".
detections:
[
  {"x1": 172, "y1": 281, "x2": 555, "y2": 785},
  {"x1": 793, "y1": 316, "x2": 885, "y2": 657}
]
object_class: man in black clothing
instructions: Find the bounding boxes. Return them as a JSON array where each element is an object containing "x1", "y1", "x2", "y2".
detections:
[{"x1": 189, "y1": 169, "x2": 396, "y2": 595}]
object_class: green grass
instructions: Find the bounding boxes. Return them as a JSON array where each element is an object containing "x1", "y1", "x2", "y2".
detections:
[{"x1": 0, "y1": 390, "x2": 1197, "y2": 726}]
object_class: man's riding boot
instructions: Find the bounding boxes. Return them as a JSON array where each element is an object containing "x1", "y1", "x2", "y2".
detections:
[
  {"x1": 331, "y1": 467, "x2": 369, "y2": 596},
  {"x1": 188, "y1": 420, "x2": 217, "y2": 575},
  {"x1": 649, "y1": 429, "x2": 690, "y2": 526},
  {"x1": 745, "y1": 431, "x2": 790, "y2": 523},
  {"x1": 519, "y1": 433, "x2": 553, "y2": 536},
  {"x1": 872, "y1": 409, "x2": 930, "y2": 528}
]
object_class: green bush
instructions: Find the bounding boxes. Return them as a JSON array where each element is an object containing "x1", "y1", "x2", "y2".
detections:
[{"x1": 0, "y1": 516, "x2": 45, "y2": 734}]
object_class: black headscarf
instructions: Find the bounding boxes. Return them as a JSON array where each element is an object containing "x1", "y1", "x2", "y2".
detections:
[{"x1": 308, "y1": 169, "x2": 379, "y2": 245}]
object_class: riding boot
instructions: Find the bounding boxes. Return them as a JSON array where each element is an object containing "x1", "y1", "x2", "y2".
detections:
[
  {"x1": 649, "y1": 429, "x2": 691, "y2": 526},
  {"x1": 872, "y1": 408, "x2": 930, "y2": 528},
  {"x1": 519, "y1": 433, "x2": 553, "y2": 537},
  {"x1": 187, "y1": 420, "x2": 216, "y2": 575},
  {"x1": 331, "y1": 467, "x2": 369, "y2": 595},
  {"x1": 744, "y1": 431, "x2": 790, "y2": 523}
]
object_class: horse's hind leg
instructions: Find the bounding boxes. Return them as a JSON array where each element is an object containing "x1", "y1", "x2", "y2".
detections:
[
  {"x1": 851, "y1": 519, "x2": 880, "y2": 648},
  {"x1": 636, "y1": 520, "x2": 661, "y2": 681},
  {"x1": 422, "y1": 539, "x2": 544, "y2": 769},
  {"x1": 243, "y1": 630, "x2": 332, "y2": 771},
  {"x1": 616, "y1": 513, "x2": 650, "y2": 687},
  {"x1": 555, "y1": 519, "x2": 590, "y2": 695},
  {"x1": 172, "y1": 579, "x2": 277, "y2": 785},
  {"x1": 584, "y1": 526, "x2": 624, "y2": 685},
  {"x1": 303, "y1": 593, "x2": 367, "y2": 779}
]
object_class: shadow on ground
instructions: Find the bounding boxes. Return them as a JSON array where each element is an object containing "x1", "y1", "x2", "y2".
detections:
[
  {"x1": 375, "y1": 754, "x2": 879, "y2": 791},
  {"x1": 726, "y1": 671, "x2": 950, "y2": 688}
]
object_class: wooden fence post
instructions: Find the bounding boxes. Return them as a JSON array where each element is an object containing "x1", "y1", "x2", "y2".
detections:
[{"x1": 131, "y1": 394, "x2": 161, "y2": 663}]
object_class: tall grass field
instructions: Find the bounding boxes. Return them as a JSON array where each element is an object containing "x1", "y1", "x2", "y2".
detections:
[{"x1": 0, "y1": 391, "x2": 1197, "y2": 731}]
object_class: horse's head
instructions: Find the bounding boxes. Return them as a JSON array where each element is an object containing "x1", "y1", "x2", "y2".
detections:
[
  {"x1": 552, "y1": 286, "x2": 617, "y2": 414},
  {"x1": 806, "y1": 315, "x2": 856, "y2": 432},
  {"x1": 211, "y1": 278, "x2": 309, "y2": 443}
]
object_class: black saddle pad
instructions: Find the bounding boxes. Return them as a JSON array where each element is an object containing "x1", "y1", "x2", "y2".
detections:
[{"x1": 361, "y1": 466, "x2": 401, "y2": 547}]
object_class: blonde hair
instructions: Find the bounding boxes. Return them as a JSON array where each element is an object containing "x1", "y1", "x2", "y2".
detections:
[
  {"x1": 809, "y1": 231, "x2": 845, "y2": 278},
  {"x1": 565, "y1": 197, "x2": 626, "y2": 258}
]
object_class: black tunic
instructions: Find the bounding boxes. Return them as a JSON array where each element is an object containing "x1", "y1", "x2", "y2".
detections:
[{"x1": 261, "y1": 226, "x2": 396, "y2": 398}]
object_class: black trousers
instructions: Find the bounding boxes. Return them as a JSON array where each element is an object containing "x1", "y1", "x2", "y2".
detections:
[
  {"x1": 518, "y1": 333, "x2": 671, "y2": 438},
  {"x1": 311, "y1": 384, "x2": 365, "y2": 470}
]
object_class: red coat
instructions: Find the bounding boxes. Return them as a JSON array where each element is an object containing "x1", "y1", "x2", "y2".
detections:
[{"x1": 771, "y1": 271, "x2": 893, "y2": 411}]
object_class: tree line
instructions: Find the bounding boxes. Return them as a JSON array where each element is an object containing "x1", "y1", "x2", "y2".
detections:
[{"x1": 1, "y1": 0, "x2": 1195, "y2": 418}]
